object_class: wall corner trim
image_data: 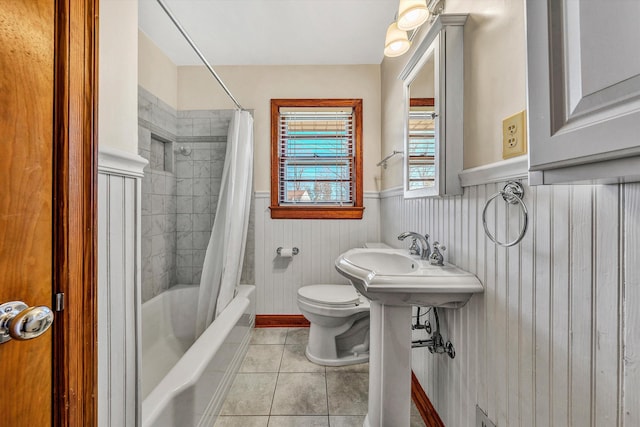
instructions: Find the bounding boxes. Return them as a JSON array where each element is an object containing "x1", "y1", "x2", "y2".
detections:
[
  {"x1": 459, "y1": 156, "x2": 528, "y2": 187},
  {"x1": 98, "y1": 146, "x2": 148, "y2": 177}
]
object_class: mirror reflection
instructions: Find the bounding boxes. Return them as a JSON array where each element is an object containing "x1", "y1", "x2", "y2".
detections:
[{"x1": 406, "y1": 49, "x2": 436, "y2": 192}]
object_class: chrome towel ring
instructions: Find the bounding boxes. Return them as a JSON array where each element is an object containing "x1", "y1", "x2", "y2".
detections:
[{"x1": 482, "y1": 181, "x2": 529, "y2": 247}]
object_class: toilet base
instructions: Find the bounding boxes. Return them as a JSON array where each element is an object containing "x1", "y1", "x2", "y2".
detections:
[{"x1": 305, "y1": 346, "x2": 369, "y2": 367}]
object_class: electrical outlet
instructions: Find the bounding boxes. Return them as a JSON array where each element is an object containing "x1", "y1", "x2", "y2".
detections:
[
  {"x1": 476, "y1": 405, "x2": 496, "y2": 427},
  {"x1": 502, "y1": 110, "x2": 527, "y2": 159}
]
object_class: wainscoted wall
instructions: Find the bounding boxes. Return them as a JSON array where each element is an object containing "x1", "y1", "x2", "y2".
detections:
[
  {"x1": 380, "y1": 179, "x2": 640, "y2": 427},
  {"x1": 253, "y1": 192, "x2": 381, "y2": 314},
  {"x1": 97, "y1": 147, "x2": 147, "y2": 427}
]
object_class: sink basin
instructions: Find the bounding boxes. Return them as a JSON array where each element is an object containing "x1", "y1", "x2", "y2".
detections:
[{"x1": 335, "y1": 248, "x2": 483, "y2": 308}]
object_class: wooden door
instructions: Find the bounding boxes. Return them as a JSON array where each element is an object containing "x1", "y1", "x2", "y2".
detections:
[{"x1": 0, "y1": 1, "x2": 98, "y2": 426}]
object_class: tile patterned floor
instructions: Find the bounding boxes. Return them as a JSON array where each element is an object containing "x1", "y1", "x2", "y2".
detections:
[{"x1": 215, "y1": 328, "x2": 426, "y2": 427}]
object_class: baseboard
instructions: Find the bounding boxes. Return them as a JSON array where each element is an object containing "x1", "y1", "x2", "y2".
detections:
[
  {"x1": 255, "y1": 314, "x2": 310, "y2": 328},
  {"x1": 411, "y1": 371, "x2": 445, "y2": 427}
]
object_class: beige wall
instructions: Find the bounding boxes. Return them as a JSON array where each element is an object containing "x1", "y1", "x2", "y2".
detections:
[
  {"x1": 178, "y1": 65, "x2": 382, "y2": 192},
  {"x1": 98, "y1": 0, "x2": 138, "y2": 153},
  {"x1": 381, "y1": 0, "x2": 527, "y2": 189},
  {"x1": 138, "y1": 31, "x2": 178, "y2": 109}
]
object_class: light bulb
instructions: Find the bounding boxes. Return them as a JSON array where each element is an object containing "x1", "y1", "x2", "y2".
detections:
[{"x1": 397, "y1": 0, "x2": 429, "y2": 31}]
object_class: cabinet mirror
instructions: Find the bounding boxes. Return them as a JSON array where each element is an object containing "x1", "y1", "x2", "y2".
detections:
[{"x1": 400, "y1": 14, "x2": 467, "y2": 198}]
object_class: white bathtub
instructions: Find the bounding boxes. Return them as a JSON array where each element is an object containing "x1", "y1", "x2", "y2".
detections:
[{"x1": 141, "y1": 284, "x2": 255, "y2": 427}]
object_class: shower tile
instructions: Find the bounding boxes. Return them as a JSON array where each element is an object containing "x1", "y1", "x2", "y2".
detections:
[
  {"x1": 151, "y1": 235, "x2": 164, "y2": 256},
  {"x1": 193, "y1": 250, "x2": 206, "y2": 268},
  {"x1": 193, "y1": 231, "x2": 210, "y2": 250},
  {"x1": 192, "y1": 266, "x2": 203, "y2": 285},
  {"x1": 211, "y1": 160, "x2": 225, "y2": 179},
  {"x1": 193, "y1": 197, "x2": 211, "y2": 215},
  {"x1": 138, "y1": 97, "x2": 153, "y2": 123},
  {"x1": 141, "y1": 235, "x2": 152, "y2": 260},
  {"x1": 165, "y1": 214, "x2": 177, "y2": 233},
  {"x1": 164, "y1": 195, "x2": 177, "y2": 215},
  {"x1": 213, "y1": 416, "x2": 268, "y2": 427},
  {"x1": 250, "y1": 328, "x2": 288, "y2": 345},
  {"x1": 211, "y1": 144, "x2": 227, "y2": 160},
  {"x1": 177, "y1": 231, "x2": 193, "y2": 249},
  {"x1": 193, "y1": 161, "x2": 211, "y2": 178},
  {"x1": 219, "y1": 373, "x2": 278, "y2": 416},
  {"x1": 166, "y1": 176, "x2": 177, "y2": 195},
  {"x1": 177, "y1": 178, "x2": 193, "y2": 196},
  {"x1": 326, "y1": 372, "x2": 368, "y2": 415},
  {"x1": 279, "y1": 345, "x2": 324, "y2": 373},
  {"x1": 285, "y1": 328, "x2": 309, "y2": 345},
  {"x1": 176, "y1": 267, "x2": 192, "y2": 284},
  {"x1": 176, "y1": 196, "x2": 193, "y2": 214},
  {"x1": 177, "y1": 214, "x2": 193, "y2": 232},
  {"x1": 193, "y1": 213, "x2": 211, "y2": 231},
  {"x1": 151, "y1": 215, "x2": 163, "y2": 236},
  {"x1": 211, "y1": 179, "x2": 222, "y2": 196},
  {"x1": 176, "y1": 160, "x2": 194, "y2": 178},
  {"x1": 193, "y1": 118, "x2": 211, "y2": 136},
  {"x1": 239, "y1": 344, "x2": 284, "y2": 373},
  {"x1": 267, "y1": 416, "x2": 329, "y2": 427},
  {"x1": 151, "y1": 195, "x2": 164, "y2": 215},
  {"x1": 328, "y1": 416, "x2": 366, "y2": 427},
  {"x1": 271, "y1": 372, "x2": 327, "y2": 415},
  {"x1": 192, "y1": 148, "x2": 210, "y2": 161},
  {"x1": 141, "y1": 214, "x2": 153, "y2": 236},
  {"x1": 193, "y1": 178, "x2": 212, "y2": 196},
  {"x1": 138, "y1": 127, "x2": 151, "y2": 152},
  {"x1": 178, "y1": 118, "x2": 193, "y2": 137}
]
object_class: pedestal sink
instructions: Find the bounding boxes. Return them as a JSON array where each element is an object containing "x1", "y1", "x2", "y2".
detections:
[{"x1": 335, "y1": 248, "x2": 483, "y2": 427}]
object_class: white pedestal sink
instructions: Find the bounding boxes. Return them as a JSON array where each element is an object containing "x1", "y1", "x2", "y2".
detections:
[{"x1": 335, "y1": 248, "x2": 483, "y2": 427}]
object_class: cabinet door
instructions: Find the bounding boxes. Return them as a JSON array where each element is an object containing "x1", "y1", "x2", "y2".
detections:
[{"x1": 526, "y1": 0, "x2": 640, "y2": 184}]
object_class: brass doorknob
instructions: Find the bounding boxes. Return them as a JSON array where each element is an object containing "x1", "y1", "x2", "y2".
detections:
[{"x1": 0, "y1": 301, "x2": 54, "y2": 344}]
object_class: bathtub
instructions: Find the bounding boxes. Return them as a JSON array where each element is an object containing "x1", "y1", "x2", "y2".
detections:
[{"x1": 141, "y1": 284, "x2": 255, "y2": 427}]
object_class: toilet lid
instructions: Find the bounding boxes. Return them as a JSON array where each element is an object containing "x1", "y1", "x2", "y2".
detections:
[{"x1": 298, "y1": 285, "x2": 361, "y2": 306}]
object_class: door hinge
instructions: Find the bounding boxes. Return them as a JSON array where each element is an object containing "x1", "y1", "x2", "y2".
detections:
[{"x1": 55, "y1": 293, "x2": 65, "y2": 312}]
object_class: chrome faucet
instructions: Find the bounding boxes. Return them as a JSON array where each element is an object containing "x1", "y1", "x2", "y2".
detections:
[{"x1": 397, "y1": 232, "x2": 431, "y2": 260}]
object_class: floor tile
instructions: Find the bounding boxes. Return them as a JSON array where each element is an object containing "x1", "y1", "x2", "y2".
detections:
[
  {"x1": 271, "y1": 372, "x2": 328, "y2": 415},
  {"x1": 220, "y1": 373, "x2": 278, "y2": 415},
  {"x1": 251, "y1": 328, "x2": 288, "y2": 345},
  {"x1": 326, "y1": 372, "x2": 368, "y2": 415},
  {"x1": 325, "y1": 362, "x2": 369, "y2": 374},
  {"x1": 268, "y1": 415, "x2": 329, "y2": 426},
  {"x1": 240, "y1": 345, "x2": 284, "y2": 373},
  {"x1": 410, "y1": 402, "x2": 427, "y2": 427},
  {"x1": 329, "y1": 415, "x2": 365, "y2": 427},
  {"x1": 213, "y1": 415, "x2": 269, "y2": 427},
  {"x1": 284, "y1": 327, "x2": 309, "y2": 345},
  {"x1": 280, "y1": 344, "x2": 325, "y2": 373}
]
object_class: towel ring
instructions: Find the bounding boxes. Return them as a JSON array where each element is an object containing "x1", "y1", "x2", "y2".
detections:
[{"x1": 482, "y1": 181, "x2": 529, "y2": 247}]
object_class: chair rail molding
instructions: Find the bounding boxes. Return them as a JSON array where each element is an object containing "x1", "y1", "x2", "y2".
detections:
[{"x1": 98, "y1": 146, "x2": 148, "y2": 177}]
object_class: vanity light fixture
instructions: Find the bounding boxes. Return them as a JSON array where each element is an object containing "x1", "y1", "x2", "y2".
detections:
[
  {"x1": 397, "y1": 0, "x2": 430, "y2": 31},
  {"x1": 384, "y1": 0, "x2": 445, "y2": 57},
  {"x1": 384, "y1": 22, "x2": 411, "y2": 57}
]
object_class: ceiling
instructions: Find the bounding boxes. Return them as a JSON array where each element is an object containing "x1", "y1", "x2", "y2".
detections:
[{"x1": 138, "y1": 0, "x2": 398, "y2": 66}]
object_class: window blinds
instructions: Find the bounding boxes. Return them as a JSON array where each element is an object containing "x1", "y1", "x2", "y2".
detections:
[
  {"x1": 278, "y1": 110, "x2": 355, "y2": 205},
  {"x1": 408, "y1": 109, "x2": 436, "y2": 189}
]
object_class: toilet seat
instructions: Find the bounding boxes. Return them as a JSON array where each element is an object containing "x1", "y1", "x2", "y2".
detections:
[{"x1": 297, "y1": 284, "x2": 361, "y2": 307}]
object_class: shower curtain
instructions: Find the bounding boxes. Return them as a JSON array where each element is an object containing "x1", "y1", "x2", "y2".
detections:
[{"x1": 195, "y1": 110, "x2": 254, "y2": 337}]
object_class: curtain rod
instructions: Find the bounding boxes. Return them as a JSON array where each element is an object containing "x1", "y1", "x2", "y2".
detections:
[{"x1": 156, "y1": 0, "x2": 245, "y2": 111}]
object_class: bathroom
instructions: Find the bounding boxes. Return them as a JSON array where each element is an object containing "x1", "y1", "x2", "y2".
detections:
[{"x1": 2, "y1": 0, "x2": 632, "y2": 426}]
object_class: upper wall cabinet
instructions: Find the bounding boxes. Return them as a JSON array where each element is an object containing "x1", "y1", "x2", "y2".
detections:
[
  {"x1": 526, "y1": 0, "x2": 640, "y2": 185},
  {"x1": 400, "y1": 14, "x2": 467, "y2": 198}
]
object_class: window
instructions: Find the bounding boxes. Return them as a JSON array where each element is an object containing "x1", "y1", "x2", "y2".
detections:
[
  {"x1": 270, "y1": 99, "x2": 363, "y2": 219},
  {"x1": 408, "y1": 98, "x2": 435, "y2": 190}
]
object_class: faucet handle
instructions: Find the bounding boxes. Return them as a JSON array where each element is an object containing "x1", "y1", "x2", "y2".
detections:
[
  {"x1": 408, "y1": 238, "x2": 421, "y2": 256},
  {"x1": 429, "y1": 242, "x2": 446, "y2": 266}
]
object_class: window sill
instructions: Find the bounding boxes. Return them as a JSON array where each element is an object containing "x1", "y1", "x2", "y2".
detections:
[{"x1": 269, "y1": 206, "x2": 365, "y2": 220}]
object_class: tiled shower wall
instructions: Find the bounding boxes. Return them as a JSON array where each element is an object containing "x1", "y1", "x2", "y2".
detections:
[{"x1": 138, "y1": 86, "x2": 254, "y2": 303}]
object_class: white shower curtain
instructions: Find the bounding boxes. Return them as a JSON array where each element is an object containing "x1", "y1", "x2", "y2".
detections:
[{"x1": 195, "y1": 110, "x2": 254, "y2": 337}]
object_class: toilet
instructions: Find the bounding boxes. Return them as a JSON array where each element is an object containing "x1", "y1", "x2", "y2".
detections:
[{"x1": 296, "y1": 243, "x2": 388, "y2": 366}]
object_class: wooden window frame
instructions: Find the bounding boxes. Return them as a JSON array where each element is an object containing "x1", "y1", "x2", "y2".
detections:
[{"x1": 270, "y1": 99, "x2": 364, "y2": 220}]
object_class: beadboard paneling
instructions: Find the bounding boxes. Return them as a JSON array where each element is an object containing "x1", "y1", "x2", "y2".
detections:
[
  {"x1": 253, "y1": 192, "x2": 380, "y2": 314},
  {"x1": 98, "y1": 168, "x2": 143, "y2": 427},
  {"x1": 381, "y1": 181, "x2": 640, "y2": 427}
]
